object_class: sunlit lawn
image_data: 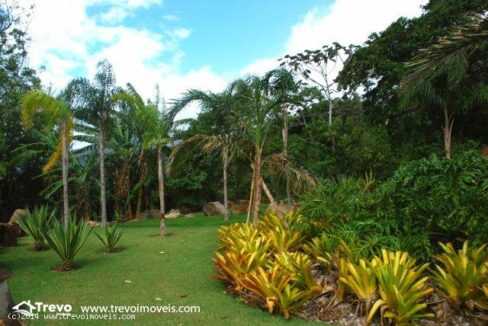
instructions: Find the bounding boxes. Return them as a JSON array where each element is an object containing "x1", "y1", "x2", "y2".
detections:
[{"x1": 1, "y1": 214, "x2": 320, "y2": 325}]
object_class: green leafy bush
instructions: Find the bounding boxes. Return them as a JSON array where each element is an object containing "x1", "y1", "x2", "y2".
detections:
[
  {"x1": 44, "y1": 217, "x2": 92, "y2": 271},
  {"x1": 378, "y1": 151, "x2": 488, "y2": 247},
  {"x1": 18, "y1": 206, "x2": 54, "y2": 250},
  {"x1": 95, "y1": 224, "x2": 124, "y2": 253}
]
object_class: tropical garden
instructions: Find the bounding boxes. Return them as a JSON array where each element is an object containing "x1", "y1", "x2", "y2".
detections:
[{"x1": 0, "y1": 0, "x2": 488, "y2": 325}]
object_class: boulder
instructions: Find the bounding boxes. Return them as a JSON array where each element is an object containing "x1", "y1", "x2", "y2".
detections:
[
  {"x1": 0, "y1": 224, "x2": 16, "y2": 247},
  {"x1": 202, "y1": 202, "x2": 227, "y2": 216},
  {"x1": 229, "y1": 200, "x2": 250, "y2": 215},
  {"x1": 184, "y1": 213, "x2": 195, "y2": 218},
  {"x1": 266, "y1": 201, "x2": 294, "y2": 216},
  {"x1": 0, "y1": 281, "x2": 14, "y2": 321},
  {"x1": 142, "y1": 209, "x2": 161, "y2": 220},
  {"x1": 8, "y1": 209, "x2": 27, "y2": 236},
  {"x1": 165, "y1": 209, "x2": 180, "y2": 219},
  {"x1": 86, "y1": 220, "x2": 102, "y2": 227}
]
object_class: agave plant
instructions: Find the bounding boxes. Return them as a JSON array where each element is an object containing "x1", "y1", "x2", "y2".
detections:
[
  {"x1": 432, "y1": 241, "x2": 488, "y2": 311},
  {"x1": 339, "y1": 258, "x2": 378, "y2": 315},
  {"x1": 368, "y1": 250, "x2": 434, "y2": 325},
  {"x1": 43, "y1": 216, "x2": 92, "y2": 271},
  {"x1": 18, "y1": 206, "x2": 55, "y2": 250},
  {"x1": 95, "y1": 224, "x2": 124, "y2": 253}
]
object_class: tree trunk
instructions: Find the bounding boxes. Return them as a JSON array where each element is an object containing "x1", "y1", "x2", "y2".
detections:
[
  {"x1": 99, "y1": 122, "x2": 107, "y2": 225},
  {"x1": 157, "y1": 144, "x2": 167, "y2": 237},
  {"x1": 261, "y1": 180, "x2": 275, "y2": 205},
  {"x1": 282, "y1": 110, "x2": 292, "y2": 206},
  {"x1": 443, "y1": 106, "x2": 454, "y2": 160},
  {"x1": 222, "y1": 145, "x2": 229, "y2": 221},
  {"x1": 61, "y1": 120, "x2": 69, "y2": 225},
  {"x1": 246, "y1": 171, "x2": 254, "y2": 224},
  {"x1": 251, "y1": 148, "x2": 263, "y2": 227}
]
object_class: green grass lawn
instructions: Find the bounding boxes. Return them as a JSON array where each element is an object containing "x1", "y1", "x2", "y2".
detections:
[{"x1": 1, "y1": 214, "x2": 321, "y2": 325}]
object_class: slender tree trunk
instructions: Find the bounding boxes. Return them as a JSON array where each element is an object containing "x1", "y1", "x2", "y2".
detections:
[
  {"x1": 222, "y1": 145, "x2": 229, "y2": 221},
  {"x1": 246, "y1": 171, "x2": 254, "y2": 224},
  {"x1": 261, "y1": 180, "x2": 275, "y2": 205},
  {"x1": 282, "y1": 109, "x2": 292, "y2": 206},
  {"x1": 61, "y1": 120, "x2": 69, "y2": 225},
  {"x1": 99, "y1": 122, "x2": 107, "y2": 225},
  {"x1": 442, "y1": 106, "x2": 454, "y2": 160},
  {"x1": 157, "y1": 144, "x2": 167, "y2": 237},
  {"x1": 251, "y1": 148, "x2": 263, "y2": 227}
]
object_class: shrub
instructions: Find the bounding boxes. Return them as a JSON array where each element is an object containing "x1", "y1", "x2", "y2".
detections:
[
  {"x1": 18, "y1": 206, "x2": 54, "y2": 250},
  {"x1": 378, "y1": 151, "x2": 488, "y2": 247},
  {"x1": 299, "y1": 176, "x2": 374, "y2": 234},
  {"x1": 43, "y1": 217, "x2": 92, "y2": 271},
  {"x1": 432, "y1": 241, "x2": 488, "y2": 311},
  {"x1": 95, "y1": 224, "x2": 123, "y2": 253}
]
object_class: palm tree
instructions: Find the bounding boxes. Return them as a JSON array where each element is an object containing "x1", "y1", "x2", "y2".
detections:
[
  {"x1": 230, "y1": 76, "x2": 290, "y2": 226},
  {"x1": 170, "y1": 89, "x2": 239, "y2": 221},
  {"x1": 115, "y1": 84, "x2": 185, "y2": 237},
  {"x1": 264, "y1": 68, "x2": 300, "y2": 206},
  {"x1": 68, "y1": 60, "x2": 117, "y2": 225},
  {"x1": 401, "y1": 13, "x2": 488, "y2": 160},
  {"x1": 20, "y1": 90, "x2": 73, "y2": 224}
]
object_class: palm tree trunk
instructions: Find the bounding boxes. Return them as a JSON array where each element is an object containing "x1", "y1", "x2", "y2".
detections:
[
  {"x1": 157, "y1": 144, "x2": 167, "y2": 237},
  {"x1": 61, "y1": 120, "x2": 69, "y2": 225},
  {"x1": 443, "y1": 106, "x2": 454, "y2": 160},
  {"x1": 246, "y1": 171, "x2": 254, "y2": 224},
  {"x1": 282, "y1": 110, "x2": 292, "y2": 206},
  {"x1": 222, "y1": 145, "x2": 229, "y2": 221},
  {"x1": 251, "y1": 148, "x2": 263, "y2": 227},
  {"x1": 99, "y1": 122, "x2": 107, "y2": 225}
]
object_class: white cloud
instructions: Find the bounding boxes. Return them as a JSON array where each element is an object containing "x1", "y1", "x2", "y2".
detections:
[
  {"x1": 240, "y1": 58, "x2": 279, "y2": 77},
  {"x1": 286, "y1": 0, "x2": 427, "y2": 55},
  {"x1": 172, "y1": 28, "x2": 191, "y2": 40},
  {"x1": 100, "y1": 7, "x2": 128, "y2": 23},
  {"x1": 18, "y1": 0, "x2": 227, "y2": 119}
]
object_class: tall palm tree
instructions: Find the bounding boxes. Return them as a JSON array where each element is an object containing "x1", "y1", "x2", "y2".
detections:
[
  {"x1": 401, "y1": 13, "x2": 488, "y2": 160},
  {"x1": 20, "y1": 90, "x2": 73, "y2": 224},
  {"x1": 230, "y1": 75, "x2": 288, "y2": 226},
  {"x1": 264, "y1": 68, "x2": 300, "y2": 206},
  {"x1": 68, "y1": 60, "x2": 117, "y2": 225},
  {"x1": 115, "y1": 84, "x2": 185, "y2": 237},
  {"x1": 171, "y1": 89, "x2": 239, "y2": 221}
]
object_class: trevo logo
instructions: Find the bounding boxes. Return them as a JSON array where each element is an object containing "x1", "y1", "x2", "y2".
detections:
[{"x1": 10, "y1": 300, "x2": 73, "y2": 320}]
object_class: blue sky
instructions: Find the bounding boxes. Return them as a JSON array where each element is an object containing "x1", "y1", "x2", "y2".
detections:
[{"x1": 21, "y1": 0, "x2": 427, "y2": 118}]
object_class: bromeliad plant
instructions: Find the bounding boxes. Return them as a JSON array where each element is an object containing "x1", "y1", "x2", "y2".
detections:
[
  {"x1": 367, "y1": 250, "x2": 434, "y2": 325},
  {"x1": 18, "y1": 206, "x2": 55, "y2": 251},
  {"x1": 213, "y1": 237, "x2": 270, "y2": 292},
  {"x1": 241, "y1": 265, "x2": 321, "y2": 320},
  {"x1": 432, "y1": 241, "x2": 488, "y2": 311},
  {"x1": 43, "y1": 216, "x2": 92, "y2": 271},
  {"x1": 339, "y1": 258, "x2": 378, "y2": 315},
  {"x1": 96, "y1": 224, "x2": 124, "y2": 253}
]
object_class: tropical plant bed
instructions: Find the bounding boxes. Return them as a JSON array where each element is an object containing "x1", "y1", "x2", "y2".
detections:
[{"x1": 213, "y1": 212, "x2": 488, "y2": 325}]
